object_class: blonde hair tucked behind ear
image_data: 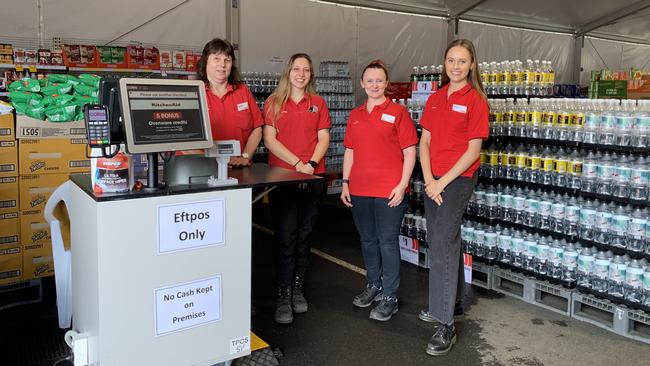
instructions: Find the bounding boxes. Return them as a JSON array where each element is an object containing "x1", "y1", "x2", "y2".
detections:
[
  {"x1": 265, "y1": 53, "x2": 316, "y2": 124},
  {"x1": 441, "y1": 39, "x2": 487, "y2": 102}
]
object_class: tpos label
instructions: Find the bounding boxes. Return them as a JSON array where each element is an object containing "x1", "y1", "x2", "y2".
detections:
[{"x1": 157, "y1": 199, "x2": 225, "y2": 254}]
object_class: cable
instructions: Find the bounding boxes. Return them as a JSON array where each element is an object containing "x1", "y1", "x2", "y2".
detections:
[{"x1": 51, "y1": 355, "x2": 73, "y2": 366}]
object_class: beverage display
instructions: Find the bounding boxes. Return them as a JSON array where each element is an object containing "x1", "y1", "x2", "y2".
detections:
[{"x1": 479, "y1": 59, "x2": 555, "y2": 96}]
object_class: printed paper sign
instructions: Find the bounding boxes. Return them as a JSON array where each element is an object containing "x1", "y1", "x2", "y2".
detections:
[
  {"x1": 158, "y1": 199, "x2": 225, "y2": 254},
  {"x1": 154, "y1": 276, "x2": 222, "y2": 336}
]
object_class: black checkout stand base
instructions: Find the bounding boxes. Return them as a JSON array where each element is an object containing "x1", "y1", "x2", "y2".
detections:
[{"x1": 71, "y1": 163, "x2": 323, "y2": 201}]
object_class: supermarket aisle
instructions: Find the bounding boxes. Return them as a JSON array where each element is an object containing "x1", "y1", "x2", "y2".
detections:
[{"x1": 250, "y1": 201, "x2": 650, "y2": 366}]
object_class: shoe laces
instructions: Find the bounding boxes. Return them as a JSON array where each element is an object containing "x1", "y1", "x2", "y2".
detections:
[
  {"x1": 293, "y1": 276, "x2": 304, "y2": 290},
  {"x1": 278, "y1": 286, "x2": 291, "y2": 299},
  {"x1": 433, "y1": 324, "x2": 454, "y2": 338}
]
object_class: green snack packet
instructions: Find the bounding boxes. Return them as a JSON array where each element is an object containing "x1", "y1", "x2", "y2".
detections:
[
  {"x1": 45, "y1": 104, "x2": 77, "y2": 122},
  {"x1": 26, "y1": 105, "x2": 46, "y2": 120},
  {"x1": 73, "y1": 83, "x2": 99, "y2": 98},
  {"x1": 8, "y1": 78, "x2": 41, "y2": 93},
  {"x1": 74, "y1": 111, "x2": 84, "y2": 121},
  {"x1": 38, "y1": 78, "x2": 49, "y2": 87},
  {"x1": 73, "y1": 95, "x2": 99, "y2": 105},
  {"x1": 12, "y1": 102, "x2": 28, "y2": 115},
  {"x1": 78, "y1": 73, "x2": 101, "y2": 88},
  {"x1": 49, "y1": 94, "x2": 76, "y2": 106},
  {"x1": 8, "y1": 91, "x2": 43, "y2": 104},
  {"x1": 41, "y1": 82, "x2": 73, "y2": 96},
  {"x1": 47, "y1": 74, "x2": 80, "y2": 84}
]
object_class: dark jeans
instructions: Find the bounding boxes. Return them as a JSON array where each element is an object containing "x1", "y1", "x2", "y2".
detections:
[
  {"x1": 424, "y1": 176, "x2": 476, "y2": 325},
  {"x1": 269, "y1": 181, "x2": 325, "y2": 287},
  {"x1": 350, "y1": 195, "x2": 409, "y2": 298}
]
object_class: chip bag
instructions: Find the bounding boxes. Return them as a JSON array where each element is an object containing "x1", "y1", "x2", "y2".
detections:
[
  {"x1": 45, "y1": 104, "x2": 77, "y2": 122},
  {"x1": 78, "y1": 73, "x2": 101, "y2": 88}
]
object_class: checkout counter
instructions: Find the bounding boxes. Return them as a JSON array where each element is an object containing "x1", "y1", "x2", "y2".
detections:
[{"x1": 44, "y1": 78, "x2": 323, "y2": 365}]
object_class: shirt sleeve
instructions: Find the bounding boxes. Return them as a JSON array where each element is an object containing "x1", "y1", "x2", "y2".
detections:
[
  {"x1": 244, "y1": 85, "x2": 264, "y2": 129},
  {"x1": 467, "y1": 95, "x2": 489, "y2": 140},
  {"x1": 418, "y1": 95, "x2": 435, "y2": 131},
  {"x1": 263, "y1": 97, "x2": 274, "y2": 127},
  {"x1": 317, "y1": 97, "x2": 331, "y2": 130},
  {"x1": 397, "y1": 106, "x2": 418, "y2": 149},
  {"x1": 343, "y1": 109, "x2": 355, "y2": 149}
]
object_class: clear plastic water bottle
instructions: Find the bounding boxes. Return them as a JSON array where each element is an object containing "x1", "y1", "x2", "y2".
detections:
[
  {"x1": 570, "y1": 99, "x2": 585, "y2": 142},
  {"x1": 420, "y1": 217, "x2": 428, "y2": 244},
  {"x1": 514, "y1": 144, "x2": 527, "y2": 181},
  {"x1": 553, "y1": 147, "x2": 568, "y2": 187},
  {"x1": 550, "y1": 196, "x2": 566, "y2": 234},
  {"x1": 523, "y1": 235, "x2": 537, "y2": 272},
  {"x1": 538, "y1": 192, "x2": 552, "y2": 230},
  {"x1": 564, "y1": 195, "x2": 580, "y2": 237},
  {"x1": 528, "y1": 98, "x2": 542, "y2": 138},
  {"x1": 484, "y1": 229, "x2": 498, "y2": 262},
  {"x1": 628, "y1": 207, "x2": 647, "y2": 253},
  {"x1": 625, "y1": 259, "x2": 644, "y2": 303},
  {"x1": 504, "y1": 98, "x2": 516, "y2": 136},
  {"x1": 607, "y1": 255, "x2": 627, "y2": 298},
  {"x1": 594, "y1": 201, "x2": 612, "y2": 244},
  {"x1": 579, "y1": 200, "x2": 597, "y2": 241},
  {"x1": 526, "y1": 146, "x2": 541, "y2": 184},
  {"x1": 632, "y1": 100, "x2": 649, "y2": 148},
  {"x1": 556, "y1": 99, "x2": 571, "y2": 141},
  {"x1": 499, "y1": 185, "x2": 514, "y2": 221},
  {"x1": 642, "y1": 267, "x2": 650, "y2": 307},
  {"x1": 474, "y1": 224, "x2": 486, "y2": 259},
  {"x1": 583, "y1": 99, "x2": 600, "y2": 144},
  {"x1": 562, "y1": 244, "x2": 579, "y2": 283},
  {"x1": 536, "y1": 239, "x2": 550, "y2": 276},
  {"x1": 615, "y1": 100, "x2": 634, "y2": 147},
  {"x1": 599, "y1": 99, "x2": 618, "y2": 145},
  {"x1": 547, "y1": 239, "x2": 564, "y2": 279},
  {"x1": 581, "y1": 150, "x2": 599, "y2": 193},
  {"x1": 539, "y1": 145, "x2": 554, "y2": 185},
  {"x1": 511, "y1": 233, "x2": 524, "y2": 268},
  {"x1": 612, "y1": 155, "x2": 632, "y2": 198},
  {"x1": 567, "y1": 148, "x2": 583, "y2": 189},
  {"x1": 512, "y1": 60, "x2": 525, "y2": 95},
  {"x1": 630, "y1": 156, "x2": 650, "y2": 201},
  {"x1": 541, "y1": 99, "x2": 556, "y2": 140},
  {"x1": 524, "y1": 194, "x2": 539, "y2": 228},
  {"x1": 503, "y1": 143, "x2": 516, "y2": 179},
  {"x1": 498, "y1": 227, "x2": 512, "y2": 264},
  {"x1": 462, "y1": 222, "x2": 475, "y2": 254},
  {"x1": 513, "y1": 189, "x2": 527, "y2": 224},
  {"x1": 485, "y1": 186, "x2": 499, "y2": 220},
  {"x1": 577, "y1": 248, "x2": 595, "y2": 288},
  {"x1": 596, "y1": 151, "x2": 614, "y2": 196},
  {"x1": 591, "y1": 251, "x2": 610, "y2": 293},
  {"x1": 611, "y1": 204, "x2": 630, "y2": 249},
  {"x1": 515, "y1": 98, "x2": 528, "y2": 137},
  {"x1": 474, "y1": 188, "x2": 486, "y2": 217}
]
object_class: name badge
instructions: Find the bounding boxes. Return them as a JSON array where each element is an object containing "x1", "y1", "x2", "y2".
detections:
[
  {"x1": 237, "y1": 102, "x2": 249, "y2": 111},
  {"x1": 452, "y1": 104, "x2": 467, "y2": 113},
  {"x1": 308, "y1": 105, "x2": 319, "y2": 113},
  {"x1": 381, "y1": 113, "x2": 396, "y2": 123}
]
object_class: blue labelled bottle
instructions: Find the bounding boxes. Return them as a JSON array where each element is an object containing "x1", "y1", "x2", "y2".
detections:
[
  {"x1": 467, "y1": 188, "x2": 479, "y2": 215},
  {"x1": 408, "y1": 210, "x2": 421, "y2": 238},
  {"x1": 563, "y1": 195, "x2": 580, "y2": 237},
  {"x1": 628, "y1": 207, "x2": 647, "y2": 253},
  {"x1": 581, "y1": 151, "x2": 599, "y2": 193},
  {"x1": 562, "y1": 244, "x2": 579, "y2": 283},
  {"x1": 485, "y1": 186, "x2": 499, "y2": 220},
  {"x1": 535, "y1": 239, "x2": 550, "y2": 276},
  {"x1": 599, "y1": 100, "x2": 618, "y2": 145},
  {"x1": 577, "y1": 249, "x2": 595, "y2": 288},
  {"x1": 595, "y1": 202, "x2": 612, "y2": 244},
  {"x1": 513, "y1": 192, "x2": 526, "y2": 224},
  {"x1": 643, "y1": 269, "x2": 650, "y2": 307},
  {"x1": 415, "y1": 215, "x2": 425, "y2": 242},
  {"x1": 537, "y1": 192, "x2": 552, "y2": 230},
  {"x1": 484, "y1": 229, "x2": 498, "y2": 262},
  {"x1": 596, "y1": 151, "x2": 615, "y2": 196},
  {"x1": 420, "y1": 217, "x2": 428, "y2": 244},
  {"x1": 610, "y1": 205, "x2": 630, "y2": 249},
  {"x1": 402, "y1": 209, "x2": 413, "y2": 236},
  {"x1": 499, "y1": 186, "x2": 514, "y2": 221},
  {"x1": 579, "y1": 200, "x2": 597, "y2": 241},
  {"x1": 591, "y1": 251, "x2": 610, "y2": 293},
  {"x1": 474, "y1": 224, "x2": 486, "y2": 259},
  {"x1": 461, "y1": 222, "x2": 474, "y2": 254},
  {"x1": 550, "y1": 196, "x2": 566, "y2": 234},
  {"x1": 511, "y1": 233, "x2": 525, "y2": 268},
  {"x1": 523, "y1": 235, "x2": 537, "y2": 272},
  {"x1": 630, "y1": 156, "x2": 650, "y2": 201},
  {"x1": 612, "y1": 155, "x2": 632, "y2": 198},
  {"x1": 497, "y1": 228, "x2": 512, "y2": 264},
  {"x1": 607, "y1": 255, "x2": 627, "y2": 298},
  {"x1": 615, "y1": 100, "x2": 634, "y2": 147},
  {"x1": 547, "y1": 239, "x2": 564, "y2": 279},
  {"x1": 646, "y1": 215, "x2": 650, "y2": 256},
  {"x1": 475, "y1": 188, "x2": 486, "y2": 217},
  {"x1": 583, "y1": 99, "x2": 600, "y2": 144},
  {"x1": 632, "y1": 100, "x2": 650, "y2": 148},
  {"x1": 624, "y1": 259, "x2": 645, "y2": 303}
]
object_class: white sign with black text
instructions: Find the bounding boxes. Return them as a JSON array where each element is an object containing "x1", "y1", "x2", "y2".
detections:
[
  {"x1": 154, "y1": 276, "x2": 222, "y2": 337},
  {"x1": 157, "y1": 199, "x2": 225, "y2": 254}
]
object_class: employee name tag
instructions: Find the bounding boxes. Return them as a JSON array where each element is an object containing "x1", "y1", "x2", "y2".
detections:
[
  {"x1": 381, "y1": 113, "x2": 396, "y2": 123},
  {"x1": 452, "y1": 104, "x2": 467, "y2": 113},
  {"x1": 308, "y1": 105, "x2": 319, "y2": 113},
  {"x1": 237, "y1": 102, "x2": 249, "y2": 111}
]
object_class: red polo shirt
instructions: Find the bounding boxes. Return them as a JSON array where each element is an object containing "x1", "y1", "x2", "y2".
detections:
[
  {"x1": 205, "y1": 83, "x2": 264, "y2": 150},
  {"x1": 420, "y1": 83, "x2": 489, "y2": 177},
  {"x1": 344, "y1": 98, "x2": 418, "y2": 198},
  {"x1": 263, "y1": 94, "x2": 331, "y2": 174}
]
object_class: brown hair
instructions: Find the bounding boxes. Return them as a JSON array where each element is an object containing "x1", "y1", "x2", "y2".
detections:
[
  {"x1": 441, "y1": 39, "x2": 487, "y2": 101},
  {"x1": 361, "y1": 59, "x2": 390, "y2": 87},
  {"x1": 197, "y1": 38, "x2": 241, "y2": 88},
  {"x1": 265, "y1": 53, "x2": 317, "y2": 124}
]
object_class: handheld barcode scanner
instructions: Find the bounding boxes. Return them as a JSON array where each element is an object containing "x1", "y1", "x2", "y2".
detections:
[{"x1": 205, "y1": 140, "x2": 240, "y2": 186}]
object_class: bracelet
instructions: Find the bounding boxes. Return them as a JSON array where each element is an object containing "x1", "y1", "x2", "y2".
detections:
[
  {"x1": 342, "y1": 179, "x2": 349, "y2": 184},
  {"x1": 293, "y1": 159, "x2": 301, "y2": 167}
]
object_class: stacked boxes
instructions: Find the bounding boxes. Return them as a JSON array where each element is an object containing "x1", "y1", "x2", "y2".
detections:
[
  {"x1": 0, "y1": 113, "x2": 21, "y2": 285},
  {"x1": 15, "y1": 115, "x2": 89, "y2": 281}
]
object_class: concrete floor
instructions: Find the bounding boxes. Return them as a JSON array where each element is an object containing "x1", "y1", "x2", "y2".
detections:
[{"x1": 249, "y1": 201, "x2": 650, "y2": 366}]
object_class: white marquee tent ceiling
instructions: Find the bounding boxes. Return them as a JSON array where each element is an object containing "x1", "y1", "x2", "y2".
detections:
[{"x1": 324, "y1": 0, "x2": 650, "y2": 44}]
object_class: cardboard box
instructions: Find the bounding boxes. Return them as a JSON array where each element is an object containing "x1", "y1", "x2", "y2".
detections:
[
  {"x1": 20, "y1": 205, "x2": 70, "y2": 247},
  {"x1": 589, "y1": 80, "x2": 627, "y2": 99},
  {"x1": 0, "y1": 176, "x2": 18, "y2": 214},
  {"x1": 22, "y1": 242, "x2": 54, "y2": 280},
  {"x1": 19, "y1": 173, "x2": 69, "y2": 211},
  {"x1": 0, "y1": 140, "x2": 18, "y2": 177},
  {"x1": 16, "y1": 115, "x2": 86, "y2": 139},
  {"x1": 19, "y1": 138, "x2": 90, "y2": 175},
  {"x1": 0, "y1": 113, "x2": 14, "y2": 141},
  {"x1": 0, "y1": 213, "x2": 20, "y2": 249},
  {"x1": 0, "y1": 247, "x2": 22, "y2": 285}
]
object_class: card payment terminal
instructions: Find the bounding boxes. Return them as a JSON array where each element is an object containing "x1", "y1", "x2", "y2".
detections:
[{"x1": 84, "y1": 105, "x2": 111, "y2": 148}]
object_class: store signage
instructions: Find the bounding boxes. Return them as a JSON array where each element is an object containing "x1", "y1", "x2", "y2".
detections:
[
  {"x1": 154, "y1": 276, "x2": 222, "y2": 336},
  {"x1": 464, "y1": 253, "x2": 472, "y2": 284},
  {"x1": 157, "y1": 199, "x2": 225, "y2": 254}
]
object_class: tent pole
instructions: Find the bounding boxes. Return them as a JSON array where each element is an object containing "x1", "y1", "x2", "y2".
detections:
[
  {"x1": 225, "y1": 0, "x2": 241, "y2": 66},
  {"x1": 570, "y1": 35, "x2": 584, "y2": 86}
]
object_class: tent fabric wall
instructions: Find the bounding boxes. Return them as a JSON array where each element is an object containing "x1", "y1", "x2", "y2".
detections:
[{"x1": 581, "y1": 37, "x2": 625, "y2": 85}]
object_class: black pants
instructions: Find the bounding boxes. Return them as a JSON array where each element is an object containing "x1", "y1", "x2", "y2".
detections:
[
  {"x1": 424, "y1": 175, "x2": 476, "y2": 325},
  {"x1": 269, "y1": 181, "x2": 325, "y2": 287}
]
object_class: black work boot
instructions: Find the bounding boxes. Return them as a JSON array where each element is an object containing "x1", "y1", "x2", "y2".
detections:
[
  {"x1": 275, "y1": 286, "x2": 293, "y2": 324},
  {"x1": 426, "y1": 323, "x2": 457, "y2": 356},
  {"x1": 292, "y1": 276, "x2": 308, "y2": 313}
]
